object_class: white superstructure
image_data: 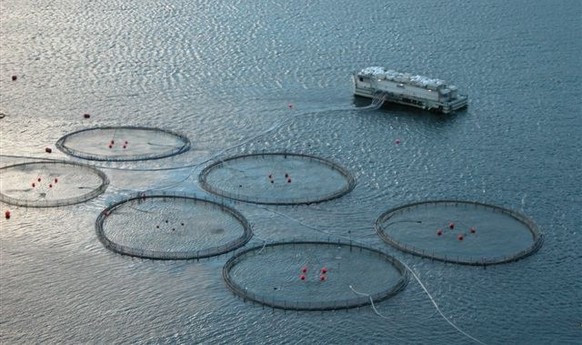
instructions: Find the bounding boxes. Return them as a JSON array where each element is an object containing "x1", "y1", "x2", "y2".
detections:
[{"x1": 353, "y1": 67, "x2": 468, "y2": 114}]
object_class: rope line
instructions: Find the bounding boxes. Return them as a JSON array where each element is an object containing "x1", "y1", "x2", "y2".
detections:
[{"x1": 400, "y1": 261, "x2": 487, "y2": 345}]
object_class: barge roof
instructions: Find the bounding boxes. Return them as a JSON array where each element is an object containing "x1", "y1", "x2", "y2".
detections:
[{"x1": 357, "y1": 66, "x2": 448, "y2": 89}]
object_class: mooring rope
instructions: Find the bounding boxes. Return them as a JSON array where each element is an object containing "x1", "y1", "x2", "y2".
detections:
[
  {"x1": 348, "y1": 285, "x2": 390, "y2": 320},
  {"x1": 400, "y1": 261, "x2": 487, "y2": 345}
]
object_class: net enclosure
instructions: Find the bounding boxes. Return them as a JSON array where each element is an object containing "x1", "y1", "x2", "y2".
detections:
[
  {"x1": 95, "y1": 192, "x2": 253, "y2": 260},
  {"x1": 0, "y1": 160, "x2": 109, "y2": 207},
  {"x1": 56, "y1": 126, "x2": 190, "y2": 161},
  {"x1": 375, "y1": 200, "x2": 543, "y2": 266},
  {"x1": 223, "y1": 240, "x2": 408, "y2": 311},
  {"x1": 199, "y1": 153, "x2": 356, "y2": 205}
]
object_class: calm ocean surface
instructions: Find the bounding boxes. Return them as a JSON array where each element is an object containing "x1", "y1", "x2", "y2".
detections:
[{"x1": 1, "y1": 0, "x2": 581, "y2": 344}]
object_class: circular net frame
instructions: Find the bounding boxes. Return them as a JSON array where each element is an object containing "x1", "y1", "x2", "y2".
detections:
[
  {"x1": 95, "y1": 193, "x2": 253, "y2": 260},
  {"x1": 375, "y1": 200, "x2": 543, "y2": 266},
  {"x1": 56, "y1": 126, "x2": 190, "y2": 161},
  {"x1": 199, "y1": 153, "x2": 356, "y2": 205},
  {"x1": 0, "y1": 161, "x2": 109, "y2": 207},
  {"x1": 223, "y1": 240, "x2": 408, "y2": 311}
]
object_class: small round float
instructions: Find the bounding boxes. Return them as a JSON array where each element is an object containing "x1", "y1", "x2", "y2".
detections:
[
  {"x1": 199, "y1": 153, "x2": 356, "y2": 205},
  {"x1": 95, "y1": 193, "x2": 252, "y2": 260},
  {"x1": 0, "y1": 161, "x2": 109, "y2": 207},
  {"x1": 375, "y1": 200, "x2": 543, "y2": 266},
  {"x1": 222, "y1": 240, "x2": 407, "y2": 311},
  {"x1": 56, "y1": 126, "x2": 190, "y2": 161}
]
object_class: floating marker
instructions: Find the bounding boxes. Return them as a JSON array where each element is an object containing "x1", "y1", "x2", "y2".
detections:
[
  {"x1": 108, "y1": 145, "x2": 112, "y2": 149},
  {"x1": 49, "y1": 184, "x2": 52, "y2": 188},
  {"x1": 470, "y1": 227, "x2": 476, "y2": 234},
  {"x1": 395, "y1": 139, "x2": 401, "y2": 144},
  {"x1": 437, "y1": 229, "x2": 443, "y2": 236},
  {"x1": 37, "y1": 178, "x2": 41, "y2": 182},
  {"x1": 449, "y1": 222, "x2": 455, "y2": 229},
  {"x1": 301, "y1": 266, "x2": 308, "y2": 273},
  {"x1": 45, "y1": 147, "x2": 52, "y2": 153},
  {"x1": 299, "y1": 274, "x2": 306, "y2": 281},
  {"x1": 287, "y1": 178, "x2": 292, "y2": 183},
  {"x1": 32, "y1": 182, "x2": 36, "y2": 188},
  {"x1": 83, "y1": 113, "x2": 90, "y2": 119},
  {"x1": 457, "y1": 234, "x2": 464, "y2": 241},
  {"x1": 11, "y1": 75, "x2": 17, "y2": 81},
  {"x1": 320, "y1": 267, "x2": 328, "y2": 274},
  {"x1": 5, "y1": 210, "x2": 11, "y2": 219},
  {"x1": 320, "y1": 275, "x2": 327, "y2": 281},
  {"x1": 54, "y1": 178, "x2": 58, "y2": 183}
]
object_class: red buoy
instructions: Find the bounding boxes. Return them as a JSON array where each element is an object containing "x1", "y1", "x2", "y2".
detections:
[
  {"x1": 437, "y1": 229, "x2": 443, "y2": 236},
  {"x1": 320, "y1": 267, "x2": 328, "y2": 274},
  {"x1": 54, "y1": 178, "x2": 58, "y2": 183},
  {"x1": 288, "y1": 104, "x2": 293, "y2": 109},
  {"x1": 83, "y1": 113, "x2": 90, "y2": 119},
  {"x1": 123, "y1": 145, "x2": 127, "y2": 149},
  {"x1": 11, "y1": 75, "x2": 17, "y2": 81},
  {"x1": 32, "y1": 182, "x2": 36, "y2": 188},
  {"x1": 457, "y1": 234, "x2": 464, "y2": 241},
  {"x1": 45, "y1": 147, "x2": 52, "y2": 153},
  {"x1": 300, "y1": 274, "x2": 306, "y2": 281},
  {"x1": 287, "y1": 178, "x2": 292, "y2": 183},
  {"x1": 449, "y1": 222, "x2": 455, "y2": 230},
  {"x1": 108, "y1": 145, "x2": 112, "y2": 149},
  {"x1": 49, "y1": 184, "x2": 52, "y2": 188},
  {"x1": 470, "y1": 227, "x2": 476, "y2": 234},
  {"x1": 125, "y1": 141, "x2": 128, "y2": 145},
  {"x1": 319, "y1": 275, "x2": 327, "y2": 281},
  {"x1": 301, "y1": 266, "x2": 308, "y2": 273},
  {"x1": 395, "y1": 139, "x2": 401, "y2": 144},
  {"x1": 5, "y1": 210, "x2": 11, "y2": 219},
  {"x1": 37, "y1": 177, "x2": 41, "y2": 182}
]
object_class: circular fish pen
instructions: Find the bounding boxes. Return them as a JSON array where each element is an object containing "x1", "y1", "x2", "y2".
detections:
[
  {"x1": 95, "y1": 193, "x2": 252, "y2": 260},
  {"x1": 223, "y1": 240, "x2": 407, "y2": 311},
  {"x1": 375, "y1": 200, "x2": 543, "y2": 266},
  {"x1": 0, "y1": 161, "x2": 109, "y2": 207},
  {"x1": 199, "y1": 153, "x2": 356, "y2": 205},
  {"x1": 56, "y1": 126, "x2": 190, "y2": 161}
]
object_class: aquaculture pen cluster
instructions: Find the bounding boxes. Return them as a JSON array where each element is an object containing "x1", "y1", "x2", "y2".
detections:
[
  {"x1": 95, "y1": 192, "x2": 253, "y2": 260},
  {"x1": 375, "y1": 200, "x2": 543, "y2": 266},
  {"x1": 222, "y1": 239, "x2": 408, "y2": 311},
  {"x1": 199, "y1": 152, "x2": 356, "y2": 205}
]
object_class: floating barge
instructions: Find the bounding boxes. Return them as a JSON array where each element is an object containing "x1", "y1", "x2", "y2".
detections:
[{"x1": 353, "y1": 67, "x2": 468, "y2": 114}]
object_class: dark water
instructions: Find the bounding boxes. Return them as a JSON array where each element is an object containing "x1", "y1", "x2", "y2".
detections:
[{"x1": 1, "y1": 0, "x2": 581, "y2": 344}]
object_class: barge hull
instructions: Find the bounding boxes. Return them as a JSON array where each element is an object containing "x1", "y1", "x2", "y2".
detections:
[{"x1": 354, "y1": 87, "x2": 468, "y2": 114}]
